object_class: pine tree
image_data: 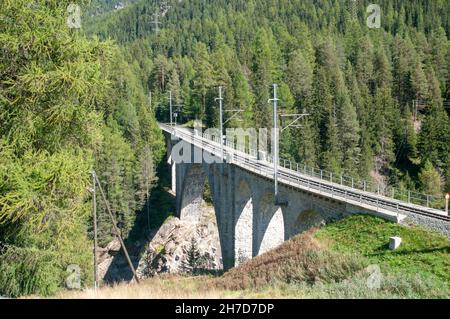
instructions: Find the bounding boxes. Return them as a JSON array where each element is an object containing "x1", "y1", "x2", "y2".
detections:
[
  {"x1": 193, "y1": 43, "x2": 214, "y2": 119},
  {"x1": 232, "y1": 67, "x2": 254, "y2": 129},
  {"x1": 430, "y1": 27, "x2": 448, "y2": 90},
  {"x1": 411, "y1": 56, "x2": 429, "y2": 101},
  {"x1": 322, "y1": 109, "x2": 342, "y2": 175},
  {"x1": 287, "y1": 49, "x2": 314, "y2": 109},
  {"x1": 181, "y1": 237, "x2": 202, "y2": 274},
  {"x1": 297, "y1": 118, "x2": 317, "y2": 168},
  {"x1": 418, "y1": 160, "x2": 442, "y2": 196},
  {"x1": 252, "y1": 28, "x2": 274, "y2": 129},
  {"x1": 168, "y1": 66, "x2": 182, "y2": 105},
  {"x1": 152, "y1": 55, "x2": 171, "y2": 92},
  {"x1": 337, "y1": 91, "x2": 361, "y2": 176},
  {"x1": 418, "y1": 105, "x2": 450, "y2": 170}
]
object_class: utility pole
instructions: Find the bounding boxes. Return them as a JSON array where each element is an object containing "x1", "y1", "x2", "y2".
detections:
[
  {"x1": 169, "y1": 91, "x2": 173, "y2": 126},
  {"x1": 269, "y1": 84, "x2": 280, "y2": 199},
  {"x1": 168, "y1": 91, "x2": 183, "y2": 126},
  {"x1": 93, "y1": 172, "x2": 140, "y2": 284},
  {"x1": 91, "y1": 171, "x2": 99, "y2": 290},
  {"x1": 215, "y1": 86, "x2": 224, "y2": 161}
]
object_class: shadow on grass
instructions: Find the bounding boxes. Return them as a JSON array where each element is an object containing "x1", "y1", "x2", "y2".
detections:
[
  {"x1": 103, "y1": 155, "x2": 176, "y2": 284},
  {"x1": 190, "y1": 269, "x2": 224, "y2": 277},
  {"x1": 369, "y1": 245, "x2": 450, "y2": 257}
]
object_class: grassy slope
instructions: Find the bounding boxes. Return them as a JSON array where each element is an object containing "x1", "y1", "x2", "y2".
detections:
[
  {"x1": 59, "y1": 215, "x2": 449, "y2": 299},
  {"x1": 316, "y1": 215, "x2": 450, "y2": 286}
]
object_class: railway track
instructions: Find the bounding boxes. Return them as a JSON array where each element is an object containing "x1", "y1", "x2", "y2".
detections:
[{"x1": 160, "y1": 124, "x2": 450, "y2": 223}]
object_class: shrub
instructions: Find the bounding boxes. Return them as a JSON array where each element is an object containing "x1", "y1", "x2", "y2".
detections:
[{"x1": 0, "y1": 245, "x2": 61, "y2": 297}]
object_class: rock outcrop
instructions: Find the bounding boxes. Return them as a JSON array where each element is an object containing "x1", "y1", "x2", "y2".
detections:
[
  {"x1": 136, "y1": 213, "x2": 222, "y2": 277},
  {"x1": 98, "y1": 201, "x2": 222, "y2": 282}
]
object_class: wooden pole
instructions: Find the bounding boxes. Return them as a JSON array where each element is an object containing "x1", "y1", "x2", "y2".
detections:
[{"x1": 93, "y1": 172, "x2": 140, "y2": 284}]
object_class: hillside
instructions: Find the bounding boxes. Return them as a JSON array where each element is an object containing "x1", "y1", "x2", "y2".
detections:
[
  {"x1": 59, "y1": 215, "x2": 450, "y2": 299},
  {"x1": 1, "y1": 0, "x2": 449, "y2": 299},
  {"x1": 0, "y1": 0, "x2": 164, "y2": 297},
  {"x1": 85, "y1": 0, "x2": 450, "y2": 199}
]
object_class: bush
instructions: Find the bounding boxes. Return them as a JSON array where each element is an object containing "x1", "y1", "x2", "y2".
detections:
[{"x1": 0, "y1": 245, "x2": 61, "y2": 297}]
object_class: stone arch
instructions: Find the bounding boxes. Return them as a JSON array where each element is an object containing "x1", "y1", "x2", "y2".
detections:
[
  {"x1": 256, "y1": 193, "x2": 285, "y2": 256},
  {"x1": 293, "y1": 209, "x2": 326, "y2": 234},
  {"x1": 234, "y1": 178, "x2": 253, "y2": 266},
  {"x1": 178, "y1": 163, "x2": 224, "y2": 270}
]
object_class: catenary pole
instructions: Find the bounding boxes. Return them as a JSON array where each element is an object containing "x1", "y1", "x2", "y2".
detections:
[
  {"x1": 269, "y1": 84, "x2": 279, "y2": 198},
  {"x1": 169, "y1": 91, "x2": 173, "y2": 126},
  {"x1": 215, "y1": 86, "x2": 224, "y2": 161}
]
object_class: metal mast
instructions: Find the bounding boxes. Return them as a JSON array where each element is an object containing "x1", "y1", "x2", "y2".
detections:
[
  {"x1": 169, "y1": 91, "x2": 173, "y2": 126},
  {"x1": 269, "y1": 83, "x2": 309, "y2": 202},
  {"x1": 269, "y1": 84, "x2": 280, "y2": 198},
  {"x1": 215, "y1": 86, "x2": 224, "y2": 161}
]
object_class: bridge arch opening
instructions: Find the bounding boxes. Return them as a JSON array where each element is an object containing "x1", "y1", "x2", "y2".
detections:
[
  {"x1": 294, "y1": 209, "x2": 326, "y2": 234},
  {"x1": 256, "y1": 193, "x2": 284, "y2": 256},
  {"x1": 234, "y1": 179, "x2": 253, "y2": 266},
  {"x1": 179, "y1": 163, "x2": 223, "y2": 270}
]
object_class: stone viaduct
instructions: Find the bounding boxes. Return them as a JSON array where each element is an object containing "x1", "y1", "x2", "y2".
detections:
[{"x1": 161, "y1": 124, "x2": 450, "y2": 270}]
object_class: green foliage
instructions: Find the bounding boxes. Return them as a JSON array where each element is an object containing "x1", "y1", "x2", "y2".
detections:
[
  {"x1": 180, "y1": 237, "x2": 214, "y2": 275},
  {"x1": 0, "y1": 0, "x2": 163, "y2": 296},
  {"x1": 181, "y1": 238, "x2": 202, "y2": 274},
  {"x1": 418, "y1": 160, "x2": 442, "y2": 196},
  {"x1": 0, "y1": 245, "x2": 61, "y2": 297}
]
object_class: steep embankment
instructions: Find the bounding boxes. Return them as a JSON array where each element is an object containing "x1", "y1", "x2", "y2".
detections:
[
  {"x1": 96, "y1": 200, "x2": 222, "y2": 282},
  {"x1": 61, "y1": 215, "x2": 450, "y2": 299}
]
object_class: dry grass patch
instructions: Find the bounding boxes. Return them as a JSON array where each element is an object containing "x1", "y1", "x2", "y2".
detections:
[{"x1": 213, "y1": 230, "x2": 365, "y2": 290}]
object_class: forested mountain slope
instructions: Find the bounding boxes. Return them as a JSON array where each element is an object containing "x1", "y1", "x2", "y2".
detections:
[
  {"x1": 0, "y1": 0, "x2": 163, "y2": 296},
  {"x1": 87, "y1": 0, "x2": 140, "y2": 16},
  {"x1": 1, "y1": 0, "x2": 448, "y2": 298},
  {"x1": 86, "y1": 0, "x2": 450, "y2": 196}
]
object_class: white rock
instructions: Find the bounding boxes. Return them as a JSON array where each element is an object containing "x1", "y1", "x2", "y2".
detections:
[{"x1": 389, "y1": 236, "x2": 402, "y2": 250}]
